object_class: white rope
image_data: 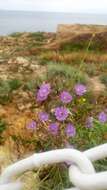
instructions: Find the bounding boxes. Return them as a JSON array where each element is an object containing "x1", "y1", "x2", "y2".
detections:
[
  {"x1": 0, "y1": 143, "x2": 107, "y2": 190},
  {"x1": 0, "y1": 182, "x2": 23, "y2": 190},
  {"x1": 0, "y1": 149, "x2": 95, "y2": 184},
  {"x1": 69, "y1": 165, "x2": 107, "y2": 190},
  {"x1": 68, "y1": 144, "x2": 107, "y2": 190},
  {"x1": 84, "y1": 143, "x2": 107, "y2": 161}
]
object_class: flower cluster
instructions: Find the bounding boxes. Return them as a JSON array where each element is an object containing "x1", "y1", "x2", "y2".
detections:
[
  {"x1": 26, "y1": 82, "x2": 107, "y2": 150},
  {"x1": 20, "y1": 66, "x2": 107, "y2": 190},
  {"x1": 36, "y1": 82, "x2": 86, "y2": 137}
]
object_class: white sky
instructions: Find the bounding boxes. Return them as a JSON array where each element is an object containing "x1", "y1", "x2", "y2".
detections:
[{"x1": 0, "y1": 0, "x2": 107, "y2": 13}]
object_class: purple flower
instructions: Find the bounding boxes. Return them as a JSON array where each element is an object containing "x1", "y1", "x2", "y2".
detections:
[
  {"x1": 40, "y1": 83, "x2": 51, "y2": 95},
  {"x1": 37, "y1": 83, "x2": 51, "y2": 102},
  {"x1": 37, "y1": 91, "x2": 48, "y2": 101},
  {"x1": 27, "y1": 120, "x2": 37, "y2": 130},
  {"x1": 98, "y1": 112, "x2": 107, "y2": 124},
  {"x1": 74, "y1": 84, "x2": 87, "y2": 96},
  {"x1": 39, "y1": 112, "x2": 49, "y2": 122},
  {"x1": 55, "y1": 106, "x2": 69, "y2": 121},
  {"x1": 49, "y1": 123, "x2": 59, "y2": 135},
  {"x1": 65, "y1": 123, "x2": 76, "y2": 137},
  {"x1": 60, "y1": 91, "x2": 73, "y2": 104},
  {"x1": 86, "y1": 117, "x2": 93, "y2": 128}
]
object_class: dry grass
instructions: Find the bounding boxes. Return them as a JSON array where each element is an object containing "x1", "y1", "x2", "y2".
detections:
[{"x1": 40, "y1": 51, "x2": 107, "y2": 64}]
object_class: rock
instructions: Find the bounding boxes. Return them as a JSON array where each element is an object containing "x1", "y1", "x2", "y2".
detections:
[
  {"x1": 0, "y1": 59, "x2": 5, "y2": 64},
  {"x1": 0, "y1": 74, "x2": 8, "y2": 80},
  {"x1": 23, "y1": 62, "x2": 30, "y2": 68},
  {"x1": 8, "y1": 57, "x2": 29, "y2": 67},
  {"x1": 25, "y1": 103, "x2": 32, "y2": 109},
  {"x1": 17, "y1": 103, "x2": 32, "y2": 112},
  {"x1": 17, "y1": 103, "x2": 26, "y2": 111},
  {"x1": 18, "y1": 67, "x2": 24, "y2": 72},
  {"x1": 0, "y1": 50, "x2": 3, "y2": 54},
  {"x1": 29, "y1": 64, "x2": 39, "y2": 71},
  {"x1": 18, "y1": 91, "x2": 30, "y2": 101},
  {"x1": 16, "y1": 91, "x2": 32, "y2": 111},
  {"x1": 16, "y1": 57, "x2": 29, "y2": 65}
]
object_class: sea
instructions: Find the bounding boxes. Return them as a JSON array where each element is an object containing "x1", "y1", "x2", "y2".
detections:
[{"x1": 0, "y1": 10, "x2": 107, "y2": 35}]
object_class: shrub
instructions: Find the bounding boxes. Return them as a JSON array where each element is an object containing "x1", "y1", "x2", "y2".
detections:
[
  {"x1": 28, "y1": 32, "x2": 45, "y2": 42},
  {"x1": 10, "y1": 32, "x2": 23, "y2": 37},
  {"x1": 0, "y1": 80, "x2": 11, "y2": 104},
  {"x1": 9, "y1": 79, "x2": 22, "y2": 91},
  {"x1": 82, "y1": 62, "x2": 98, "y2": 76},
  {"x1": 100, "y1": 74, "x2": 107, "y2": 87},
  {"x1": 0, "y1": 79, "x2": 22, "y2": 104},
  {"x1": 46, "y1": 63, "x2": 88, "y2": 91},
  {"x1": 12, "y1": 81, "x2": 107, "y2": 153}
]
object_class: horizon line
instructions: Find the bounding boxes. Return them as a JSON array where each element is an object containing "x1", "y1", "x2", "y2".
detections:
[{"x1": 0, "y1": 9, "x2": 107, "y2": 15}]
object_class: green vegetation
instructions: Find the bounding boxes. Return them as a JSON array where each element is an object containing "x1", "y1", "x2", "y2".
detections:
[
  {"x1": 10, "y1": 32, "x2": 24, "y2": 37},
  {"x1": 60, "y1": 39, "x2": 89, "y2": 52},
  {"x1": 60, "y1": 33, "x2": 107, "y2": 52},
  {"x1": 100, "y1": 74, "x2": 107, "y2": 86},
  {"x1": 28, "y1": 32, "x2": 45, "y2": 41},
  {"x1": 38, "y1": 165, "x2": 70, "y2": 190},
  {"x1": 0, "y1": 119, "x2": 7, "y2": 134},
  {"x1": 46, "y1": 63, "x2": 88, "y2": 91},
  {"x1": 23, "y1": 78, "x2": 42, "y2": 91},
  {"x1": 8, "y1": 78, "x2": 22, "y2": 91},
  {"x1": 0, "y1": 80, "x2": 11, "y2": 104},
  {"x1": 0, "y1": 79, "x2": 22, "y2": 104}
]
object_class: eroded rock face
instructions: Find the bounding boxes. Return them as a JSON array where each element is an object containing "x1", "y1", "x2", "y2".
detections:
[
  {"x1": 8, "y1": 57, "x2": 29, "y2": 66},
  {"x1": 57, "y1": 24, "x2": 107, "y2": 38}
]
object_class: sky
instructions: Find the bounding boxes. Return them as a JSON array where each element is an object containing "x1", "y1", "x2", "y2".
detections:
[{"x1": 0, "y1": 0, "x2": 107, "y2": 14}]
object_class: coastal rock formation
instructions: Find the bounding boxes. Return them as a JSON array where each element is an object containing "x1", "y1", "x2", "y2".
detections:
[{"x1": 57, "y1": 24, "x2": 107, "y2": 37}]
